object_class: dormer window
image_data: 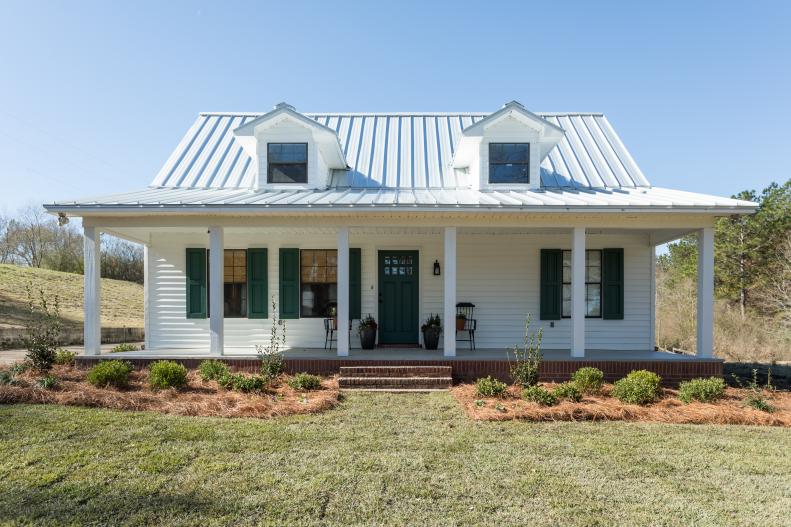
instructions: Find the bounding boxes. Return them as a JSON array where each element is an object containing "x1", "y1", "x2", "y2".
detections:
[
  {"x1": 268, "y1": 143, "x2": 308, "y2": 183},
  {"x1": 489, "y1": 143, "x2": 530, "y2": 184}
]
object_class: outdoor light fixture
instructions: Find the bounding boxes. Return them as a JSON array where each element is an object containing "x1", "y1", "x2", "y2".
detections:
[{"x1": 433, "y1": 260, "x2": 441, "y2": 276}]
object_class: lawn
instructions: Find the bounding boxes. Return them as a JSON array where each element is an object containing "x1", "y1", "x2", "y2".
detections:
[
  {"x1": 0, "y1": 264, "x2": 143, "y2": 329},
  {"x1": 1, "y1": 394, "x2": 789, "y2": 526}
]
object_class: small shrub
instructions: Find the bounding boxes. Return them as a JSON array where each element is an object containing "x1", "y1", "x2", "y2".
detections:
[
  {"x1": 734, "y1": 369, "x2": 774, "y2": 413},
  {"x1": 678, "y1": 377, "x2": 726, "y2": 403},
  {"x1": 37, "y1": 375, "x2": 59, "y2": 390},
  {"x1": 475, "y1": 376, "x2": 507, "y2": 397},
  {"x1": 553, "y1": 382, "x2": 582, "y2": 402},
  {"x1": 0, "y1": 370, "x2": 19, "y2": 385},
  {"x1": 218, "y1": 373, "x2": 267, "y2": 393},
  {"x1": 523, "y1": 385, "x2": 558, "y2": 406},
  {"x1": 255, "y1": 297, "x2": 287, "y2": 381},
  {"x1": 571, "y1": 367, "x2": 604, "y2": 394},
  {"x1": 10, "y1": 362, "x2": 29, "y2": 376},
  {"x1": 217, "y1": 373, "x2": 239, "y2": 390},
  {"x1": 111, "y1": 343, "x2": 139, "y2": 353},
  {"x1": 611, "y1": 370, "x2": 662, "y2": 405},
  {"x1": 86, "y1": 360, "x2": 133, "y2": 388},
  {"x1": 260, "y1": 352, "x2": 284, "y2": 381},
  {"x1": 288, "y1": 373, "x2": 321, "y2": 391},
  {"x1": 23, "y1": 284, "x2": 61, "y2": 371},
  {"x1": 199, "y1": 360, "x2": 229, "y2": 381},
  {"x1": 148, "y1": 360, "x2": 188, "y2": 390},
  {"x1": 54, "y1": 349, "x2": 77, "y2": 365},
  {"x1": 509, "y1": 314, "x2": 542, "y2": 387}
]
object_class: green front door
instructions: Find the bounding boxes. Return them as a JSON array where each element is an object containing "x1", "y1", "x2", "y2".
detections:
[{"x1": 378, "y1": 251, "x2": 419, "y2": 345}]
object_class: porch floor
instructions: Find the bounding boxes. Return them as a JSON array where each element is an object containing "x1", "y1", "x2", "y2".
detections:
[{"x1": 99, "y1": 347, "x2": 717, "y2": 362}]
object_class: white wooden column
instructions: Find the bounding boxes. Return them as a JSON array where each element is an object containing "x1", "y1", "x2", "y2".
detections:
[
  {"x1": 208, "y1": 226, "x2": 224, "y2": 355},
  {"x1": 571, "y1": 227, "x2": 586, "y2": 357},
  {"x1": 649, "y1": 244, "x2": 656, "y2": 352},
  {"x1": 443, "y1": 227, "x2": 457, "y2": 357},
  {"x1": 83, "y1": 226, "x2": 101, "y2": 355},
  {"x1": 696, "y1": 227, "x2": 714, "y2": 358},
  {"x1": 336, "y1": 227, "x2": 350, "y2": 357},
  {"x1": 143, "y1": 244, "x2": 150, "y2": 351}
]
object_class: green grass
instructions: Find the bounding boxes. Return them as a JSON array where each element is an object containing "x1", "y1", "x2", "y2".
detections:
[
  {"x1": 0, "y1": 264, "x2": 143, "y2": 329},
  {"x1": 0, "y1": 395, "x2": 789, "y2": 526}
]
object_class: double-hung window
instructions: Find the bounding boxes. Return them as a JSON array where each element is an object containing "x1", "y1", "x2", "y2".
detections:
[
  {"x1": 489, "y1": 143, "x2": 530, "y2": 184},
  {"x1": 562, "y1": 250, "x2": 602, "y2": 318},
  {"x1": 300, "y1": 249, "x2": 337, "y2": 317},
  {"x1": 267, "y1": 143, "x2": 308, "y2": 183}
]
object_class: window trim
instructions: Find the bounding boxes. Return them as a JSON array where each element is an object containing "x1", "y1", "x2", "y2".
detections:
[
  {"x1": 488, "y1": 142, "x2": 530, "y2": 184},
  {"x1": 299, "y1": 248, "x2": 338, "y2": 319},
  {"x1": 561, "y1": 249, "x2": 602, "y2": 319},
  {"x1": 206, "y1": 248, "x2": 249, "y2": 319},
  {"x1": 267, "y1": 142, "x2": 308, "y2": 184}
]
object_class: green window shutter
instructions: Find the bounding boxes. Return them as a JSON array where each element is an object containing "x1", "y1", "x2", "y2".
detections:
[
  {"x1": 602, "y1": 248, "x2": 624, "y2": 320},
  {"x1": 279, "y1": 248, "x2": 300, "y2": 319},
  {"x1": 349, "y1": 248, "x2": 362, "y2": 320},
  {"x1": 247, "y1": 248, "x2": 268, "y2": 319},
  {"x1": 540, "y1": 249, "x2": 562, "y2": 320},
  {"x1": 185, "y1": 248, "x2": 207, "y2": 319}
]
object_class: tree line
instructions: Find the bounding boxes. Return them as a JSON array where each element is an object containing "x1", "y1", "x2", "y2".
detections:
[
  {"x1": 0, "y1": 205, "x2": 143, "y2": 283},
  {"x1": 658, "y1": 179, "x2": 791, "y2": 332}
]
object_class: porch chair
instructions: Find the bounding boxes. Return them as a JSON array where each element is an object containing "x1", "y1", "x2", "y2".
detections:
[
  {"x1": 455, "y1": 302, "x2": 477, "y2": 350},
  {"x1": 323, "y1": 318, "x2": 353, "y2": 350}
]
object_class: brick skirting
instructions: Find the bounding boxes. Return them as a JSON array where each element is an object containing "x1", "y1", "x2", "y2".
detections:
[{"x1": 74, "y1": 356, "x2": 723, "y2": 385}]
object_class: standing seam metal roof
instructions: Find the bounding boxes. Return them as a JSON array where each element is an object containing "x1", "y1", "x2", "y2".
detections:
[{"x1": 150, "y1": 112, "x2": 650, "y2": 190}]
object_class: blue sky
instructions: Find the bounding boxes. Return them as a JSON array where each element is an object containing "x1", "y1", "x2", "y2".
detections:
[{"x1": 0, "y1": 0, "x2": 788, "y2": 211}]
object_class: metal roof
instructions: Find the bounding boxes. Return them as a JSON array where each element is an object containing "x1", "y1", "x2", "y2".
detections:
[
  {"x1": 49, "y1": 186, "x2": 756, "y2": 213},
  {"x1": 150, "y1": 111, "x2": 650, "y2": 190}
]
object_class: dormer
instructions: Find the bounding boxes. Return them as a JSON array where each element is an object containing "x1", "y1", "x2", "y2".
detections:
[
  {"x1": 233, "y1": 102, "x2": 347, "y2": 191},
  {"x1": 452, "y1": 101, "x2": 564, "y2": 190}
]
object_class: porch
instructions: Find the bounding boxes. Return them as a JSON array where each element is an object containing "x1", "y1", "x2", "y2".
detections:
[{"x1": 76, "y1": 347, "x2": 723, "y2": 384}]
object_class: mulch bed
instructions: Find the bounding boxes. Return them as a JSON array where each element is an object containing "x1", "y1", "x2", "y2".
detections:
[
  {"x1": 0, "y1": 365, "x2": 340, "y2": 419},
  {"x1": 452, "y1": 383, "x2": 791, "y2": 426}
]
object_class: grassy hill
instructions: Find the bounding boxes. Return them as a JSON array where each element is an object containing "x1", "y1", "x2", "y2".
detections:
[{"x1": 0, "y1": 264, "x2": 143, "y2": 329}]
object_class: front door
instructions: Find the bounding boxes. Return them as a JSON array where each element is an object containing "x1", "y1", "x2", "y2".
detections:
[{"x1": 378, "y1": 251, "x2": 419, "y2": 345}]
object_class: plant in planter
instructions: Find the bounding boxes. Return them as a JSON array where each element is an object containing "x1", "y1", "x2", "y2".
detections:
[
  {"x1": 421, "y1": 314, "x2": 442, "y2": 350},
  {"x1": 358, "y1": 314, "x2": 378, "y2": 350},
  {"x1": 456, "y1": 313, "x2": 467, "y2": 331}
]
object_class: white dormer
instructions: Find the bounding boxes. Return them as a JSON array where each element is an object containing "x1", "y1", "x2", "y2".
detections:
[
  {"x1": 453, "y1": 101, "x2": 565, "y2": 190},
  {"x1": 233, "y1": 102, "x2": 347, "y2": 191}
]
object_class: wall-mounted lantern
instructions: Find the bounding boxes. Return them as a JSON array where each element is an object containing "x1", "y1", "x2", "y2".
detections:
[{"x1": 433, "y1": 260, "x2": 441, "y2": 276}]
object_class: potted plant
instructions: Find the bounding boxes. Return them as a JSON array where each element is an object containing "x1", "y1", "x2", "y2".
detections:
[
  {"x1": 358, "y1": 314, "x2": 377, "y2": 349},
  {"x1": 421, "y1": 314, "x2": 442, "y2": 350},
  {"x1": 456, "y1": 313, "x2": 467, "y2": 331}
]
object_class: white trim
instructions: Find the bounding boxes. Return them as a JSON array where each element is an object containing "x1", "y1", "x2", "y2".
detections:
[
  {"x1": 144, "y1": 244, "x2": 150, "y2": 351},
  {"x1": 336, "y1": 228, "x2": 350, "y2": 357},
  {"x1": 649, "y1": 244, "x2": 656, "y2": 351},
  {"x1": 209, "y1": 226, "x2": 224, "y2": 355},
  {"x1": 443, "y1": 227, "x2": 457, "y2": 357},
  {"x1": 83, "y1": 226, "x2": 101, "y2": 355},
  {"x1": 571, "y1": 227, "x2": 586, "y2": 357},
  {"x1": 696, "y1": 227, "x2": 714, "y2": 358}
]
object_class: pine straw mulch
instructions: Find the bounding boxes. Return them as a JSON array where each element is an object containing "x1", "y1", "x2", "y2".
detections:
[
  {"x1": 0, "y1": 365, "x2": 340, "y2": 419},
  {"x1": 452, "y1": 383, "x2": 791, "y2": 426}
]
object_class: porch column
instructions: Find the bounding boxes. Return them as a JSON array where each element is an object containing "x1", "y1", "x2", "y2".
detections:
[
  {"x1": 336, "y1": 227, "x2": 350, "y2": 357},
  {"x1": 83, "y1": 226, "x2": 101, "y2": 355},
  {"x1": 443, "y1": 227, "x2": 457, "y2": 357},
  {"x1": 696, "y1": 227, "x2": 714, "y2": 358},
  {"x1": 208, "y1": 226, "x2": 224, "y2": 355},
  {"x1": 571, "y1": 227, "x2": 586, "y2": 357}
]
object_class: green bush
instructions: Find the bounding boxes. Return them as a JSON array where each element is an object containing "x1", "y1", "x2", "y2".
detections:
[
  {"x1": 86, "y1": 360, "x2": 133, "y2": 388},
  {"x1": 0, "y1": 370, "x2": 19, "y2": 385},
  {"x1": 571, "y1": 367, "x2": 604, "y2": 394},
  {"x1": 260, "y1": 352, "x2": 285, "y2": 381},
  {"x1": 523, "y1": 385, "x2": 558, "y2": 406},
  {"x1": 288, "y1": 373, "x2": 321, "y2": 391},
  {"x1": 475, "y1": 376, "x2": 507, "y2": 397},
  {"x1": 148, "y1": 360, "x2": 188, "y2": 390},
  {"x1": 199, "y1": 360, "x2": 230, "y2": 381},
  {"x1": 37, "y1": 375, "x2": 59, "y2": 390},
  {"x1": 612, "y1": 370, "x2": 662, "y2": 405},
  {"x1": 54, "y1": 349, "x2": 77, "y2": 365},
  {"x1": 217, "y1": 373, "x2": 267, "y2": 393},
  {"x1": 110, "y1": 343, "x2": 139, "y2": 353},
  {"x1": 678, "y1": 377, "x2": 726, "y2": 404},
  {"x1": 553, "y1": 382, "x2": 582, "y2": 402}
]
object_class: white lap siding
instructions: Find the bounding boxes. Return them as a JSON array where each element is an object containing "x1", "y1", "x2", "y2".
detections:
[{"x1": 146, "y1": 230, "x2": 651, "y2": 352}]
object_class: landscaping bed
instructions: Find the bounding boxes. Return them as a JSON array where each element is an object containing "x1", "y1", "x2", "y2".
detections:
[
  {"x1": 452, "y1": 382, "x2": 791, "y2": 426},
  {"x1": 0, "y1": 363, "x2": 339, "y2": 419}
]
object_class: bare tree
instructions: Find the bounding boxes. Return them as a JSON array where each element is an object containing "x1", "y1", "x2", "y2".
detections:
[
  {"x1": 758, "y1": 233, "x2": 791, "y2": 330},
  {"x1": 6, "y1": 205, "x2": 56, "y2": 267}
]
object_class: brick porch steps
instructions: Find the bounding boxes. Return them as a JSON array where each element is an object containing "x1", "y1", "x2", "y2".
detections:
[{"x1": 339, "y1": 366, "x2": 453, "y2": 391}]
